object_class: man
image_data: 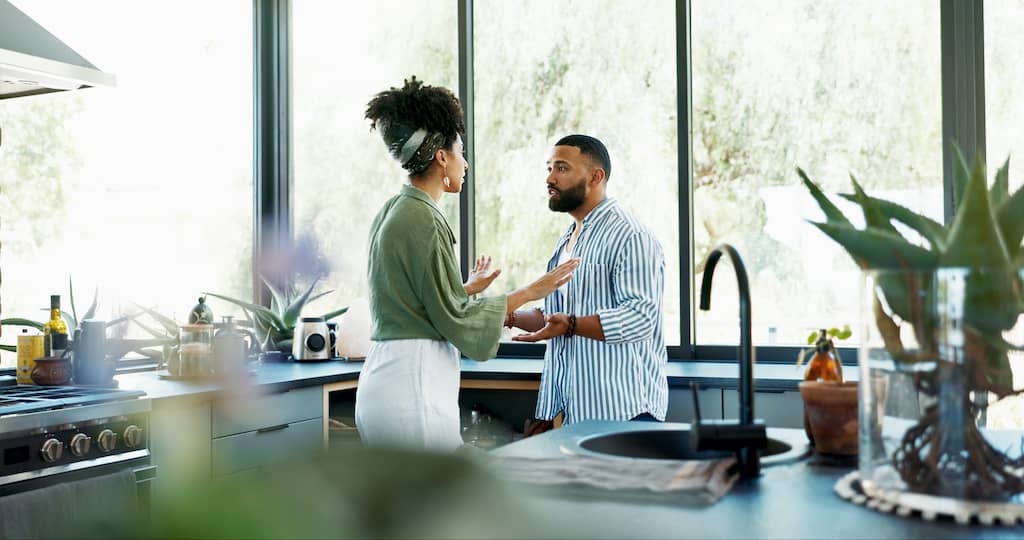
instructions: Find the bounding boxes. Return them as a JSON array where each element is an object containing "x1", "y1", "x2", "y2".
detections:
[{"x1": 509, "y1": 134, "x2": 669, "y2": 425}]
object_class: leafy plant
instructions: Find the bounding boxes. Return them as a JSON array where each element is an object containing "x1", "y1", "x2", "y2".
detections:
[
  {"x1": 0, "y1": 277, "x2": 137, "y2": 354},
  {"x1": 0, "y1": 318, "x2": 44, "y2": 353},
  {"x1": 205, "y1": 276, "x2": 347, "y2": 353},
  {"x1": 126, "y1": 304, "x2": 181, "y2": 364},
  {"x1": 798, "y1": 145, "x2": 1024, "y2": 500},
  {"x1": 795, "y1": 325, "x2": 851, "y2": 369}
]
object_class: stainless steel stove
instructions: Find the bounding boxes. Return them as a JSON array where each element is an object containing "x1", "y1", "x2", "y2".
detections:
[{"x1": 0, "y1": 384, "x2": 153, "y2": 497}]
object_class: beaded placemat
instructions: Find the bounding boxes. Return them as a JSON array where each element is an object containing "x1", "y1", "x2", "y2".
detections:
[{"x1": 835, "y1": 471, "x2": 1024, "y2": 526}]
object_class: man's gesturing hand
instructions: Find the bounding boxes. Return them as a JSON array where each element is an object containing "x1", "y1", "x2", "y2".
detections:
[{"x1": 511, "y1": 313, "x2": 570, "y2": 342}]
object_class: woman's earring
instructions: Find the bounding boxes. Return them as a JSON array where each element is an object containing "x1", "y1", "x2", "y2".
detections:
[{"x1": 444, "y1": 176, "x2": 451, "y2": 189}]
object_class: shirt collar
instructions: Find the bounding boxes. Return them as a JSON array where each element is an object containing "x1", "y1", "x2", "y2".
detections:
[
  {"x1": 400, "y1": 184, "x2": 441, "y2": 210},
  {"x1": 581, "y1": 197, "x2": 618, "y2": 227},
  {"x1": 555, "y1": 198, "x2": 619, "y2": 250},
  {"x1": 400, "y1": 184, "x2": 456, "y2": 245}
]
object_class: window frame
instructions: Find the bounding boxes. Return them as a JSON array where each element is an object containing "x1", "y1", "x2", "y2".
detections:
[
  {"x1": 263, "y1": 0, "x2": 986, "y2": 366},
  {"x1": 4, "y1": 0, "x2": 969, "y2": 375}
]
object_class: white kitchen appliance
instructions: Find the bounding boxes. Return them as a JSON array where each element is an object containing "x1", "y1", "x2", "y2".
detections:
[{"x1": 292, "y1": 317, "x2": 330, "y2": 361}]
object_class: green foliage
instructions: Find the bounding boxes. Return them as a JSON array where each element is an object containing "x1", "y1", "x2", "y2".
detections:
[
  {"x1": 205, "y1": 275, "x2": 347, "y2": 352},
  {"x1": 798, "y1": 146, "x2": 1024, "y2": 395},
  {"x1": 0, "y1": 318, "x2": 45, "y2": 353},
  {"x1": 805, "y1": 325, "x2": 852, "y2": 345},
  {"x1": 0, "y1": 277, "x2": 139, "y2": 356}
]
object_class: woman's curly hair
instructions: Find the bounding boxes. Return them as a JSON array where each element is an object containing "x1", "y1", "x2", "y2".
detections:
[{"x1": 365, "y1": 76, "x2": 465, "y2": 149}]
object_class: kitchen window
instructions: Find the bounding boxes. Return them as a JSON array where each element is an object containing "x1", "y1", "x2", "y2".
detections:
[
  {"x1": 691, "y1": 0, "x2": 942, "y2": 349},
  {"x1": 291, "y1": 0, "x2": 459, "y2": 318},
  {"x1": 0, "y1": 0, "x2": 1004, "y2": 369},
  {"x1": 0, "y1": 0, "x2": 253, "y2": 367},
  {"x1": 472, "y1": 0, "x2": 682, "y2": 347}
]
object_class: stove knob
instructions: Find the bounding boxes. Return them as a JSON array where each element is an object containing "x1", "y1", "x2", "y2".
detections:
[
  {"x1": 97, "y1": 429, "x2": 117, "y2": 452},
  {"x1": 40, "y1": 438, "x2": 63, "y2": 463},
  {"x1": 70, "y1": 433, "x2": 92, "y2": 457},
  {"x1": 123, "y1": 425, "x2": 144, "y2": 448}
]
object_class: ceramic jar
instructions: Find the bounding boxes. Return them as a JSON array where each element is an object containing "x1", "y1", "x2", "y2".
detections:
[{"x1": 31, "y1": 356, "x2": 72, "y2": 385}]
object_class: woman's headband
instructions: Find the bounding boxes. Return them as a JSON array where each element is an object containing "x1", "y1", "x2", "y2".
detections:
[{"x1": 381, "y1": 121, "x2": 446, "y2": 175}]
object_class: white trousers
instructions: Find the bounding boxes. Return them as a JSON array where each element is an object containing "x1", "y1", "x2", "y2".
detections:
[{"x1": 355, "y1": 339, "x2": 463, "y2": 452}]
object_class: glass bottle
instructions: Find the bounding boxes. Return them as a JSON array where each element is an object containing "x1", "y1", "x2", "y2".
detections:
[
  {"x1": 803, "y1": 329, "x2": 843, "y2": 444},
  {"x1": 804, "y1": 329, "x2": 843, "y2": 382},
  {"x1": 43, "y1": 294, "x2": 69, "y2": 357}
]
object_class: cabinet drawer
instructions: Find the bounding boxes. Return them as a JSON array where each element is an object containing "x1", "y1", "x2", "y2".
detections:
[
  {"x1": 211, "y1": 417, "x2": 323, "y2": 476},
  {"x1": 212, "y1": 386, "x2": 322, "y2": 438}
]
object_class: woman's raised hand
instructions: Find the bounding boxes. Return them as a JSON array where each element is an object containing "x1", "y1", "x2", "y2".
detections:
[
  {"x1": 526, "y1": 258, "x2": 580, "y2": 301},
  {"x1": 464, "y1": 255, "x2": 501, "y2": 296}
]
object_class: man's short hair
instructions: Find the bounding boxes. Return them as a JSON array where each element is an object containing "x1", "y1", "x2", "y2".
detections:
[{"x1": 555, "y1": 134, "x2": 611, "y2": 181}]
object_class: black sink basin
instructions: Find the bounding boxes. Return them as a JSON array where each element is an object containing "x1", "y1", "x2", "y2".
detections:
[{"x1": 568, "y1": 429, "x2": 810, "y2": 466}]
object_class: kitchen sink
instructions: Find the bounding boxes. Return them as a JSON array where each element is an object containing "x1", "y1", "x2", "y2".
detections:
[{"x1": 564, "y1": 428, "x2": 811, "y2": 467}]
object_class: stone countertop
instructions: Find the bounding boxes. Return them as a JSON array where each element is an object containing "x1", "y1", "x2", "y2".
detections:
[
  {"x1": 492, "y1": 421, "x2": 1020, "y2": 539},
  {"x1": 114, "y1": 360, "x2": 364, "y2": 400},
  {"x1": 112, "y1": 357, "x2": 816, "y2": 402}
]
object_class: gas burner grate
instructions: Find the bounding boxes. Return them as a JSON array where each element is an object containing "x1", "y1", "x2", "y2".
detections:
[{"x1": 0, "y1": 385, "x2": 145, "y2": 417}]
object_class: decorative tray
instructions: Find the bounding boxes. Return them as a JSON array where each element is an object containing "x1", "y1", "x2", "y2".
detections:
[{"x1": 835, "y1": 471, "x2": 1024, "y2": 526}]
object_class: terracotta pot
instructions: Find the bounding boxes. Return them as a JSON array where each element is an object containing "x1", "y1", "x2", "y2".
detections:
[
  {"x1": 799, "y1": 380, "x2": 858, "y2": 456},
  {"x1": 31, "y1": 356, "x2": 72, "y2": 386}
]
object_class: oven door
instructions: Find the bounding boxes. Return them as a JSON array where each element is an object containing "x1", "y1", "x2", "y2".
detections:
[{"x1": 0, "y1": 449, "x2": 154, "y2": 502}]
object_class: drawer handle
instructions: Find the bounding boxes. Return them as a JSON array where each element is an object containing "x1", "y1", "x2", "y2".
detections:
[{"x1": 256, "y1": 423, "x2": 290, "y2": 434}]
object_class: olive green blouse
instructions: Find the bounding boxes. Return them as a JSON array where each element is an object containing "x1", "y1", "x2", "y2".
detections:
[{"x1": 367, "y1": 184, "x2": 506, "y2": 361}]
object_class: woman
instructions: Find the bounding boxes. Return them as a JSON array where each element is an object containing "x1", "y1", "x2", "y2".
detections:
[{"x1": 355, "y1": 77, "x2": 578, "y2": 451}]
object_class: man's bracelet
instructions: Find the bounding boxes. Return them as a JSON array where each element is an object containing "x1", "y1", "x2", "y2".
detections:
[
  {"x1": 504, "y1": 310, "x2": 517, "y2": 329},
  {"x1": 567, "y1": 314, "x2": 577, "y2": 337}
]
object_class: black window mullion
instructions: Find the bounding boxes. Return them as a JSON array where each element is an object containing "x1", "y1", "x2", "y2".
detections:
[
  {"x1": 940, "y1": 0, "x2": 985, "y2": 223},
  {"x1": 253, "y1": 0, "x2": 292, "y2": 306},
  {"x1": 458, "y1": 0, "x2": 475, "y2": 281},
  {"x1": 676, "y1": 0, "x2": 694, "y2": 360}
]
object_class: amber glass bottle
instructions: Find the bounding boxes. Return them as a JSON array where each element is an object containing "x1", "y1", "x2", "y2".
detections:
[
  {"x1": 803, "y1": 329, "x2": 843, "y2": 443},
  {"x1": 804, "y1": 329, "x2": 843, "y2": 382}
]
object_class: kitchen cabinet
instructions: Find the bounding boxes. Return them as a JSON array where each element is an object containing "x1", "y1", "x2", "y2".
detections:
[
  {"x1": 149, "y1": 396, "x2": 212, "y2": 505},
  {"x1": 210, "y1": 386, "x2": 323, "y2": 476},
  {"x1": 148, "y1": 384, "x2": 326, "y2": 509},
  {"x1": 212, "y1": 418, "x2": 323, "y2": 476},
  {"x1": 722, "y1": 389, "x2": 803, "y2": 428}
]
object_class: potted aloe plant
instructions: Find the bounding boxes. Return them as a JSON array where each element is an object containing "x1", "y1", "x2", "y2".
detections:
[
  {"x1": 798, "y1": 146, "x2": 1024, "y2": 501},
  {"x1": 205, "y1": 276, "x2": 347, "y2": 354}
]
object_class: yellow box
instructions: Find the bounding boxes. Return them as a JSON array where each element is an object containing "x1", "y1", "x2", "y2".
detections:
[{"x1": 16, "y1": 334, "x2": 44, "y2": 384}]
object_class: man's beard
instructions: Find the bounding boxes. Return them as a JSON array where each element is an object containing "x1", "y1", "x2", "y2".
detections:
[{"x1": 548, "y1": 180, "x2": 586, "y2": 212}]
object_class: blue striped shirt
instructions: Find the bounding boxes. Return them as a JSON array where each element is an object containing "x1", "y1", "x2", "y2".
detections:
[{"x1": 535, "y1": 198, "x2": 669, "y2": 425}]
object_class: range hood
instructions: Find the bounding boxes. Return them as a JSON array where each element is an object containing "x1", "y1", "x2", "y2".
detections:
[{"x1": 0, "y1": 0, "x2": 115, "y2": 100}]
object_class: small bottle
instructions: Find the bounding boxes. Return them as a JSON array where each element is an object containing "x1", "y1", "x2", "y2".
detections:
[
  {"x1": 804, "y1": 329, "x2": 843, "y2": 382},
  {"x1": 43, "y1": 295, "x2": 69, "y2": 358},
  {"x1": 803, "y1": 329, "x2": 843, "y2": 444}
]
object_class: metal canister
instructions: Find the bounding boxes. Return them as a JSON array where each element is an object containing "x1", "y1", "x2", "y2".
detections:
[{"x1": 17, "y1": 332, "x2": 45, "y2": 384}]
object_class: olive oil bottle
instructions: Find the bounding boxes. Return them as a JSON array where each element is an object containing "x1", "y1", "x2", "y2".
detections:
[{"x1": 43, "y1": 294, "x2": 68, "y2": 357}]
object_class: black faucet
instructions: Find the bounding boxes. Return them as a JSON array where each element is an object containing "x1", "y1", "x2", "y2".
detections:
[{"x1": 691, "y1": 243, "x2": 767, "y2": 479}]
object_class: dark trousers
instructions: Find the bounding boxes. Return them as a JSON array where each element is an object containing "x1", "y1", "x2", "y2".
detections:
[{"x1": 630, "y1": 412, "x2": 661, "y2": 422}]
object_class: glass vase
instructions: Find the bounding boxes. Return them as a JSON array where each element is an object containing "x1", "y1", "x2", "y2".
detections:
[{"x1": 859, "y1": 268, "x2": 1024, "y2": 502}]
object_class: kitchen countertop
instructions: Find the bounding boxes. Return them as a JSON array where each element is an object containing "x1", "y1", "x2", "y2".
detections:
[
  {"x1": 112, "y1": 357, "x2": 816, "y2": 402},
  {"x1": 493, "y1": 421, "x2": 1020, "y2": 539}
]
